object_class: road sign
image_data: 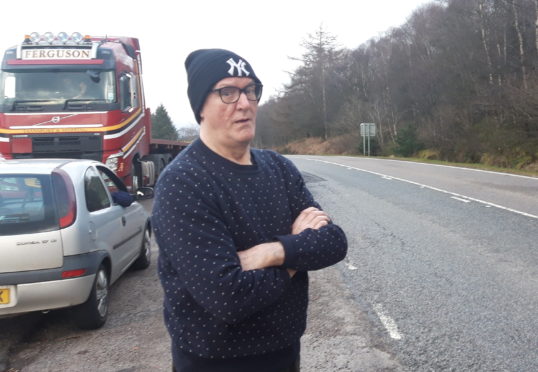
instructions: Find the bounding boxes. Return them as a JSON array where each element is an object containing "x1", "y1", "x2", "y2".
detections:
[
  {"x1": 360, "y1": 123, "x2": 376, "y2": 156},
  {"x1": 360, "y1": 123, "x2": 376, "y2": 137}
]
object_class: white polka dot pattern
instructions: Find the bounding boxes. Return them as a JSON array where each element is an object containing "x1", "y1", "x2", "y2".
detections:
[{"x1": 152, "y1": 139, "x2": 347, "y2": 359}]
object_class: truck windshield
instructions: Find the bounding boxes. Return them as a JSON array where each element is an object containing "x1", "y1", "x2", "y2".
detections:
[{"x1": 0, "y1": 70, "x2": 116, "y2": 111}]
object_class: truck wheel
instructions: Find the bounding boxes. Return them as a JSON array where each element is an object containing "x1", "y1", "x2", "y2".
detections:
[
  {"x1": 132, "y1": 161, "x2": 142, "y2": 193},
  {"x1": 73, "y1": 264, "x2": 109, "y2": 329},
  {"x1": 145, "y1": 154, "x2": 165, "y2": 181},
  {"x1": 132, "y1": 226, "x2": 151, "y2": 270}
]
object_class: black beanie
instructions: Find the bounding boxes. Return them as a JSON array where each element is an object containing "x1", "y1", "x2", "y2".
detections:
[{"x1": 185, "y1": 48, "x2": 262, "y2": 123}]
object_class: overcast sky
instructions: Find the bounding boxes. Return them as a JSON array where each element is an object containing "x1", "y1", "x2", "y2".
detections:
[{"x1": 1, "y1": 0, "x2": 432, "y2": 128}]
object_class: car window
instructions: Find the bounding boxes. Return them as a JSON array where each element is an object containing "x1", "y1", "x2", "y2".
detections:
[
  {"x1": 0, "y1": 175, "x2": 57, "y2": 235},
  {"x1": 98, "y1": 168, "x2": 121, "y2": 194},
  {"x1": 84, "y1": 167, "x2": 110, "y2": 212},
  {"x1": 96, "y1": 166, "x2": 134, "y2": 207}
]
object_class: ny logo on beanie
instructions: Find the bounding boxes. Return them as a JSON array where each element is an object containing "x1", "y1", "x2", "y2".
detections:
[
  {"x1": 226, "y1": 58, "x2": 250, "y2": 77},
  {"x1": 185, "y1": 48, "x2": 262, "y2": 123}
]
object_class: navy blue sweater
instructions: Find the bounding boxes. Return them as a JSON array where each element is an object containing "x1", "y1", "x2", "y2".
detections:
[{"x1": 152, "y1": 139, "x2": 347, "y2": 370}]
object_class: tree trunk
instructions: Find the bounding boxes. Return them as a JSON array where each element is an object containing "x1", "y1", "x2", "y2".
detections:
[
  {"x1": 535, "y1": 0, "x2": 538, "y2": 58},
  {"x1": 321, "y1": 62, "x2": 328, "y2": 140},
  {"x1": 511, "y1": 0, "x2": 528, "y2": 89},
  {"x1": 479, "y1": 0, "x2": 494, "y2": 85}
]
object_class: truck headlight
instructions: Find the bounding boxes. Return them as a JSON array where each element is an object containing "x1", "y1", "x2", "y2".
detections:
[{"x1": 106, "y1": 153, "x2": 123, "y2": 172}]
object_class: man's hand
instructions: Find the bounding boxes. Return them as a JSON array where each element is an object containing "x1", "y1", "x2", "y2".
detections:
[
  {"x1": 237, "y1": 207, "x2": 330, "y2": 278},
  {"x1": 238, "y1": 242, "x2": 296, "y2": 277},
  {"x1": 291, "y1": 207, "x2": 330, "y2": 235},
  {"x1": 238, "y1": 242, "x2": 285, "y2": 271}
]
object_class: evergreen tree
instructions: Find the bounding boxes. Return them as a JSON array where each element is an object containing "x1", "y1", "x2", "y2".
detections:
[
  {"x1": 151, "y1": 104, "x2": 178, "y2": 140},
  {"x1": 394, "y1": 125, "x2": 424, "y2": 157}
]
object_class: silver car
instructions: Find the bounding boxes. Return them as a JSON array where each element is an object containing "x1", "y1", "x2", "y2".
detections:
[{"x1": 0, "y1": 159, "x2": 153, "y2": 329}]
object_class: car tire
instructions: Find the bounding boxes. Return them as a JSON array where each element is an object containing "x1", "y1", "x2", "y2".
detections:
[
  {"x1": 73, "y1": 264, "x2": 109, "y2": 330},
  {"x1": 132, "y1": 227, "x2": 151, "y2": 270}
]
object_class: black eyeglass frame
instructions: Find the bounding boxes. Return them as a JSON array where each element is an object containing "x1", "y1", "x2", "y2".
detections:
[{"x1": 211, "y1": 83, "x2": 263, "y2": 104}]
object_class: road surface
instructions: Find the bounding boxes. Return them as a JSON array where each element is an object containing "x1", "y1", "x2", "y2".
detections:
[
  {"x1": 290, "y1": 155, "x2": 537, "y2": 371},
  {"x1": 2, "y1": 156, "x2": 536, "y2": 371}
]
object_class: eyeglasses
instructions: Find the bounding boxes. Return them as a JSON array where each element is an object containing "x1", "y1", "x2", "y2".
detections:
[{"x1": 211, "y1": 83, "x2": 263, "y2": 104}]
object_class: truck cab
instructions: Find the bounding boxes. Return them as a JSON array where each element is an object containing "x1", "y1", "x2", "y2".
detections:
[{"x1": 0, "y1": 32, "x2": 154, "y2": 190}]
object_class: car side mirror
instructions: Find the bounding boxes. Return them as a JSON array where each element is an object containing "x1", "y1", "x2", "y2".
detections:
[{"x1": 135, "y1": 187, "x2": 154, "y2": 200}]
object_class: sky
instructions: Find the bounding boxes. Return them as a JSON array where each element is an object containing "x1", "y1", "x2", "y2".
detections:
[{"x1": 0, "y1": 0, "x2": 433, "y2": 128}]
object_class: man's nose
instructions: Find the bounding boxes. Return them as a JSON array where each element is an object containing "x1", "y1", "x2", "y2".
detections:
[{"x1": 236, "y1": 91, "x2": 251, "y2": 107}]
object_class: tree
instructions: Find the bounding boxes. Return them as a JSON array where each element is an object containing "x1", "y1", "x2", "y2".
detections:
[
  {"x1": 177, "y1": 126, "x2": 199, "y2": 141},
  {"x1": 257, "y1": 2, "x2": 537, "y2": 168},
  {"x1": 394, "y1": 125, "x2": 424, "y2": 157},
  {"x1": 151, "y1": 104, "x2": 178, "y2": 140},
  {"x1": 288, "y1": 25, "x2": 343, "y2": 140}
]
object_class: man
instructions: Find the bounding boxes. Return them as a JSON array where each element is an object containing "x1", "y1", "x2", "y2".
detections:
[{"x1": 152, "y1": 48, "x2": 347, "y2": 372}]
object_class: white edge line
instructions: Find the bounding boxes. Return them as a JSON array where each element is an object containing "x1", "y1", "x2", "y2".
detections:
[
  {"x1": 451, "y1": 196, "x2": 471, "y2": 203},
  {"x1": 307, "y1": 158, "x2": 538, "y2": 220},
  {"x1": 373, "y1": 303, "x2": 402, "y2": 340},
  {"x1": 339, "y1": 156, "x2": 538, "y2": 181}
]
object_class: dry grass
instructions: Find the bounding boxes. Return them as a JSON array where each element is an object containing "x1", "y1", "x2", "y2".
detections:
[
  {"x1": 275, "y1": 136, "x2": 538, "y2": 178},
  {"x1": 278, "y1": 134, "x2": 360, "y2": 155}
]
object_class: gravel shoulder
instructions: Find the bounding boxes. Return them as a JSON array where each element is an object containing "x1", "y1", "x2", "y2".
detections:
[
  {"x1": 303, "y1": 264, "x2": 403, "y2": 371},
  {"x1": 2, "y1": 244, "x2": 403, "y2": 371}
]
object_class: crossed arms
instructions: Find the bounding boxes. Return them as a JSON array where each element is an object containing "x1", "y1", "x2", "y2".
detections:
[{"x1": 237, "y1": 207, "x2": 331, "y2": 277}]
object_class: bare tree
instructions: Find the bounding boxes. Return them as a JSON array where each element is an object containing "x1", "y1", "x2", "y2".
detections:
[
  {"x1": 511, "y1": 0, "x2": 528, "y2": 88},
  {"x1": 479, "y1": 0, "x2": 495, "y2": 84}
]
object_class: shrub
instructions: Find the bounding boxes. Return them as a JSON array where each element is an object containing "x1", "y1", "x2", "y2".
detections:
[
  {"x1": 417, "y1": 149, "x2": 440, "y2": 160},
  {"x1": 394, "y1": 125, "x2": 424, "y2": 157}
]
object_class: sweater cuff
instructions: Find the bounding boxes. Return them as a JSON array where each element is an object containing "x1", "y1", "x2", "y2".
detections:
[{"x1": 275, "y1": 234, "x2": 298, "y2": 268}]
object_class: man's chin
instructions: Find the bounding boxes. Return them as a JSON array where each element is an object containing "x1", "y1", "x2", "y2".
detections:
[{"x1": 234, "y1": 126, "x2": 256, "y2": 143}]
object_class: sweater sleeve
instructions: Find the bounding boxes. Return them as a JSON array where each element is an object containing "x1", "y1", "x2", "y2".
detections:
[
  {"x1": 275, "y1": 157, "x2": 347, "y2": 271},
  {"x1": 153, "y1": 168, "x2": 291, "y2": 325}
]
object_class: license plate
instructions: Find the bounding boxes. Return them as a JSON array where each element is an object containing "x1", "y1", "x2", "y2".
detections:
[{"x1": 0, "y1": 288, "x2": 10, "y2": 304}]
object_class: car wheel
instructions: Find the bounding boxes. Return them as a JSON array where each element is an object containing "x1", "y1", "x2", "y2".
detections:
[
  {"x1": 73, "y1": 264, "x2": 109, "y2": 329},
  {"x1": 132, "y1": 227, "x2": 151, "y2": 270}
]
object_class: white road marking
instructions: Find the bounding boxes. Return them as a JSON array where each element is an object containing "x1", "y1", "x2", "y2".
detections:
[
  {"x1": 451, "y1": 196, "x2": 470, "y2": 203},
  {"x1": 373, "y1": 303, "x2": 403, "y2": 340},
  {"x1": 308, "y1": 159, "x2": 538, "y2": 220},
  {"x1": 341, "y1": 156, "x2": 538, "y2": 180}
]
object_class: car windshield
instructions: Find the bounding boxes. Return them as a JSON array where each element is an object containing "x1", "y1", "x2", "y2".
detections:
[
  {"x1": 0, "y1": 70, "x2": 115, "y2": 109},
  {"x1": 0, "y1": 175, "x2": 57, "y2": 235}
]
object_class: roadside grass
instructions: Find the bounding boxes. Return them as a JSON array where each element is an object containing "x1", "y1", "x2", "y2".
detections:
[
  {"x1": 276, "y1": 136, "x2": 538, "y2": 178},
  {"x1": 345, "y1": 154, "x2": 538, "y2": 178}
]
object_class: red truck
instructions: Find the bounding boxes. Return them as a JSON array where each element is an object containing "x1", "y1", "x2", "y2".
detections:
[{"x1": 0, "y1": 32, "x2": 188, "y2": 190}]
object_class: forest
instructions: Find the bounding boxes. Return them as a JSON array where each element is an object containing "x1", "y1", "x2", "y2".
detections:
[{"x1": 253, "y1": 0, "x2": 538, "y2": 170}]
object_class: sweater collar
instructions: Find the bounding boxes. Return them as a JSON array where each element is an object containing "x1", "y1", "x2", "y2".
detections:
[{"x1": 194, "y1": 138, "x2": 259, "y2": 174}]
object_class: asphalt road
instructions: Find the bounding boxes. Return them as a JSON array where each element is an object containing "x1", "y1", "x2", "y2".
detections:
[
  {"x1": 289, "y1": 155, "x2": 538, "y2": 371},
  {"x1": 2, "y1": 156, "x2": 536, "y2": 371}
]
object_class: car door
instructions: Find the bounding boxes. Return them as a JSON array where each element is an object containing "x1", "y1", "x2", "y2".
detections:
[
  {"x1": 95, "y1": 166, "x2": 146, "y2": 280},
  {"x1": 84, "y1": 166, "x2": 132, "y2": 284}
]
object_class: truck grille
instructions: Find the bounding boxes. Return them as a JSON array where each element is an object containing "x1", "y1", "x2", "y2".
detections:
[{"x1": 14, "y1": 134, "x2": 103, "y2": 161}]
